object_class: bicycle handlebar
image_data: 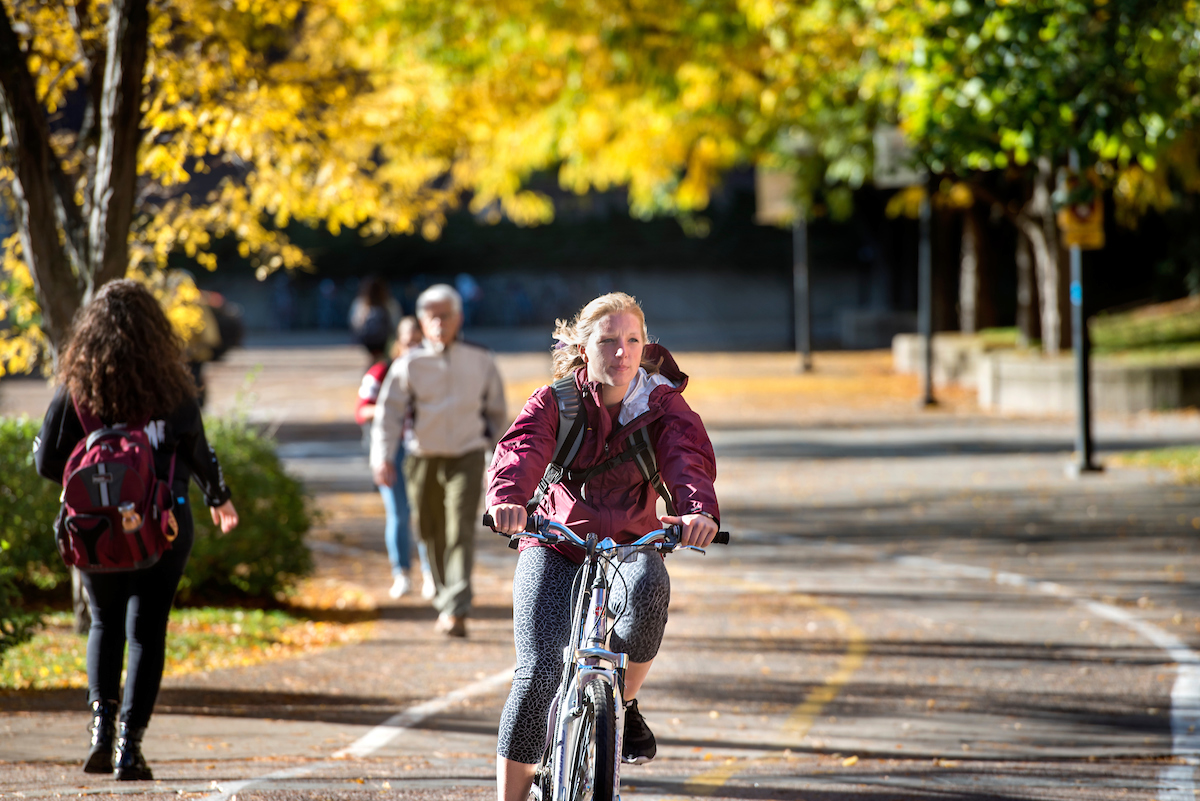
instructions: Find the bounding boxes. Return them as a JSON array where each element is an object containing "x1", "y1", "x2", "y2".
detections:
[{"x1": 482, "y1": 513, "x2": 729, "y2": 551}]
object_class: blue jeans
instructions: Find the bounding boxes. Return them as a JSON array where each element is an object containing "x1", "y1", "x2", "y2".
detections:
[{"x1": 379, "y1": 446, "x2": 414, "y2": 575}]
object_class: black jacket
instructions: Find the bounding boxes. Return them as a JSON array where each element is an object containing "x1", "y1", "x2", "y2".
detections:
[{"x1": 35, "y1": 387, "x2": 233, "y2": 506}]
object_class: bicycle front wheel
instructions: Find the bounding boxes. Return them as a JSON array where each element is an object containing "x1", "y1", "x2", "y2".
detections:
[{"x1": 566, "y1": 678, "x2": 618, "y2": 801}]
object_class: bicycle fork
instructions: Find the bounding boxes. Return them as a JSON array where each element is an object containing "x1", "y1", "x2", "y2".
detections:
[{"x1": 550, "y1": 583, "x2": 628, "y2": 801}]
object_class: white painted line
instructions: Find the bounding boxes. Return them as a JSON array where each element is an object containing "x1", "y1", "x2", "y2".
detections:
[
  {"x1": 895, "y1": 554, "x2": 1199, "y2": 798},
  {"x1": 333, "y1": 667, "x2": 515, "y2": 758},
  {"x1": 202, "y1": 667, "x2": 514, "y2": 801}
]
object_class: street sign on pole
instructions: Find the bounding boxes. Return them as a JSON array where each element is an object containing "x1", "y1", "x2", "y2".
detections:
[
  {"x1": 873, "y1": 126, "x2": 935, "y2": 406},
  {"x1": 793, "y1": 217, "x2": 812, "y2": 372},
  {"x1": 755, "y1": 167, "x2": 812, "y2": 372},
  {"x1": 873, "y1": 126, "x2": 928, "y2": 190},
  {"x1": 1065, "y1": 149, "x2": 1101, "y2": 477},
  {"x1": 917, "y1": 193, "x2": 936, "y2": 407}
]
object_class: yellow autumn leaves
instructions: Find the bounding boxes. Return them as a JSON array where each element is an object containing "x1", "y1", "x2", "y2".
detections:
[{"x1": 4, "y1": 0, "x2": 1200, "y2": 375}]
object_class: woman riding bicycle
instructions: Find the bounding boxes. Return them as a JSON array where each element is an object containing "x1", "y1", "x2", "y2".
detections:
[{"x1": 487, "y1": 291, "x2": 719, "y2": 801}]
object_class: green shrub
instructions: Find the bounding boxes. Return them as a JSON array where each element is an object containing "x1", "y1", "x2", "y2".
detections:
[
  {"x1": 180, "y1": 417, "x2": 314, "y2": 601},
  {"x1": 0, "y1": 417, "x2": 70, "y2": 591},
  {"x1": 0, "y1": 413, "x2": 313, "y2": 607},
  {"x1": 0, "y1": 567, "x2": 40, "y2": 660},
  {"x1": 0, "y1": 416, "x2": 61, "y2": 662}
]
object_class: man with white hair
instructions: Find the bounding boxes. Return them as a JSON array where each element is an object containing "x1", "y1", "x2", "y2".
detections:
[{"x1": 370, "y1": 283, "x2": 506, "y2": 637}]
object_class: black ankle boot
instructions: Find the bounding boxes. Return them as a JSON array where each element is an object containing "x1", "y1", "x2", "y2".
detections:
[
  {"x1": 82, "y1": 700, "x2": 118, "y2": 773},
  {"x1": 114, "y1": 722, "x2": 152, "y2": 781}
]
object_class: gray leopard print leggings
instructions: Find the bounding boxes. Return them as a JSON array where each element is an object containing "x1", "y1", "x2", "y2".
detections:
[{"x1": 496, "y1": 545, "x2": 671, "y2": 764}]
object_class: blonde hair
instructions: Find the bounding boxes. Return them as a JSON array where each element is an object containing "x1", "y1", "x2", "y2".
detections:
[{"x1": 551, "y1": 292, "x2": 657, "y2": 379}]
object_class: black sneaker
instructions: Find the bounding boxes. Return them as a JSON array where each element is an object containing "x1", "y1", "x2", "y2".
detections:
[{"x1": 622, "y1": 699, "x2": 656, "y2": 763}]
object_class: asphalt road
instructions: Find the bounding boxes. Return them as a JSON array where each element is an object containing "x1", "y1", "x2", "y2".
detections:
[{"x1": 3, "y1": 345, "x2": 1200, "y2": 800}]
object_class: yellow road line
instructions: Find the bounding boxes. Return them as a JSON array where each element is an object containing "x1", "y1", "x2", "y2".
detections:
[{"x1": 683, "y1": 584, "x2": 868, "y2": 796}]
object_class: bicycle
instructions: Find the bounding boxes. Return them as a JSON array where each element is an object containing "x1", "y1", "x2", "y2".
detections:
[{"x1": 483, "y1": 512, "x2": 729, "y2": 801}]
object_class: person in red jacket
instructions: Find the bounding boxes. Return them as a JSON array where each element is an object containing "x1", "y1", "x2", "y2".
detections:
[
  {"x1": 487, "y1": 291, "x2": 719, "y2": 801},
  {"x1": 356, "y1": 316, "x2": 432, "y2": 598}
]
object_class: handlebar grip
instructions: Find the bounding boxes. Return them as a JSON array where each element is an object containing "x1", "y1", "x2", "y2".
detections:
[
  {"x1": 482, "y1": 512, "x2": 539, "y2": 535},
  {"x1": 714, "y1": 531, "x2": 730, "y2": 544}
]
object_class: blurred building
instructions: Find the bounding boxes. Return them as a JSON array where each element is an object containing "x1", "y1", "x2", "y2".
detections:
[
  {"x1": 189, "y1": 169, "x2": 930, "y2": 351},
  {"x1": 185, "y1": 166, "x2": 1179, "y2": 352}
]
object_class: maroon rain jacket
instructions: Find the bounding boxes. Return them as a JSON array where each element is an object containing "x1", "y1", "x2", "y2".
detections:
[{"x1": 486, "y1": 344, "x2": 719, "y2": 563}]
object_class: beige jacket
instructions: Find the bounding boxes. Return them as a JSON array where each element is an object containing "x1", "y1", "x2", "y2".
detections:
[{"x1": 370, "y1": 340, "x2": 506, "y2": 467}]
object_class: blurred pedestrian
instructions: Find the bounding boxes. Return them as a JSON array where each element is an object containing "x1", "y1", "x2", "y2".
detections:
[
  {"x1": 349, "y1": 276, "x2": 401, "y2": 360},
  {"x1": 34, "y1": 280, "x2": 239, "y2": 781},
  {"x1": 356, "y1": 316, "x2": 434, "y2": 599},
  {"x1": 272, "y1": 271, "x2": 295, "y2": 331},
  {"x1": 317, "y1": 277, "x2": 338, "y2": 330},
  {"x1": 456, "y1": 272, "x2": 482, "y2": 327},
  {"x1": 370, "y1": 284, "x2": 506, "y2": 637}
]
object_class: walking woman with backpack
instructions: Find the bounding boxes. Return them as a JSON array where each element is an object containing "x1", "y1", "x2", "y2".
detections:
[
  {"x1": 34, "y1": 279, "x2": 239, "y2": 780},
  {"x1": 486, "y1": 291, "x2": 720, "y2": 801}
]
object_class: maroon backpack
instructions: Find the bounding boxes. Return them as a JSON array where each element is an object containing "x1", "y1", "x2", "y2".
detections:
[{"x1": 54, "y1": 398, "x2": 178, "y2": 572}]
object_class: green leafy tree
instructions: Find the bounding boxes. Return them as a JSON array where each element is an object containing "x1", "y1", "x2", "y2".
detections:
[{"x1": 893, "y1": 0, "x2": 1200, "y2": 352}]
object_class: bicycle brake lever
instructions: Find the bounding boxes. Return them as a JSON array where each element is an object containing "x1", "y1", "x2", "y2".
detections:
[{"x1": 676, "y1": 545, "x2": 707, "y2": 555}]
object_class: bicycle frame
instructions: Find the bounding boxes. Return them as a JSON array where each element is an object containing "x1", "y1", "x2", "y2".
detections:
[
  {"x1": 550, "y1": 533, "x2": 628, "y2": 801},
  {"x1": 497, "y1": 516, "x2": 716, "y2": 801}
]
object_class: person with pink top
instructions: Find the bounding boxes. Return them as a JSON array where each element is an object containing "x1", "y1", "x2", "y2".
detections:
[{"x1": 356, "y1": 316, "x2": 433, "y2": 598}]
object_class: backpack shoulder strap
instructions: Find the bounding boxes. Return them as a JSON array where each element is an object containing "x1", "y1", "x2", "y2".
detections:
[
  {"x1": 550, "y1": 375, "x2": 586, "y2": 469},
  {"x1": 526, "y1": 378, "x2": 677, "y2": 517},
  {"x1": 526, "y1": 375, "x2": 587, "y2": 512},
  {"x1": 626, "y1": 426, "x2": 677, "y2": 517}
]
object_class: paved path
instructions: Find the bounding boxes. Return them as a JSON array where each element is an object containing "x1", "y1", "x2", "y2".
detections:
[{"x1": 3, "y1": 346, "x2": 1200, "y2": 799}]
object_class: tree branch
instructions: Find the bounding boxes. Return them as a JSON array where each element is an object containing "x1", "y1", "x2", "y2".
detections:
[
  {"x1": 39, "y1": 55, "x2": 82, "y2": 103},
  {"x1": 67, "y1": 0, "x2": 104, "y2": 70}
]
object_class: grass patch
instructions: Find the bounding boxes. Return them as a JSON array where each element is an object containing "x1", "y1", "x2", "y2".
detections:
[
  {"x1": 0, "y1": 607, "x2": 373, "y2": 691},
  {"x1": 1091, "y1": 296, "x2": 1200, "y2": 353},
  {"x1": 1098, "y1": 341, "x2": 1200, "y2": 365},
  {"x1": 1112, "y1": 446, "x2": 1200, "y2": 484},
  {"x1": 976, "y1": 327, "x2": 1029, "y2": 350}
]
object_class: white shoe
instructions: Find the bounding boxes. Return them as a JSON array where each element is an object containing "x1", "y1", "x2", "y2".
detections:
[
  {"x1": 421, "y1": 569, "x2": 435, "y2": 600},
  {"x1": 389, "y1": 573, "x2": 411, "y2": 599}
]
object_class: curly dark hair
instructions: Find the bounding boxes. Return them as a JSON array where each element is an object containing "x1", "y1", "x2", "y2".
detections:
[{"x1": 59, "y1": 279, "x2": 197, "y2": 423}]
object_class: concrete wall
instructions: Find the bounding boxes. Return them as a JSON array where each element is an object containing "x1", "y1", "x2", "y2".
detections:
[
  {"x1": 977, "y1": 352, "x2": 1200, "y2": 414},
  {"x1": 892, "y1": 333, "x2": 984, "y2": 388}
]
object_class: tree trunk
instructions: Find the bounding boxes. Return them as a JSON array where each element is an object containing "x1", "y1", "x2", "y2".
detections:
[
  {"x1": 88, "y1": 0, "x2": 150, "y2": 294},
  {"x1": 0, "y1": 0, "x2": 147, "y2": 358},
  {"x1": 959, "y1": 206, "x2": 980, "y2": 334},
  {"x1": 1028, "y1": 156, "x2": 1062, "y2": 356},
  {"x1": 1015, "y1": 230, "x2": 1038, "y2": 348},
  {"x1": 0, "y1": 9, "x2": 84, "y2": 349}
]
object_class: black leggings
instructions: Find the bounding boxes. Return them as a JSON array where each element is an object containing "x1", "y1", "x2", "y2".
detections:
[
  {"x1": 497, "y1": 545, "x2": 671, "y2": 764},
  {"x1": 81, "y1": 501, "x2": 194, "y2": 730}
]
